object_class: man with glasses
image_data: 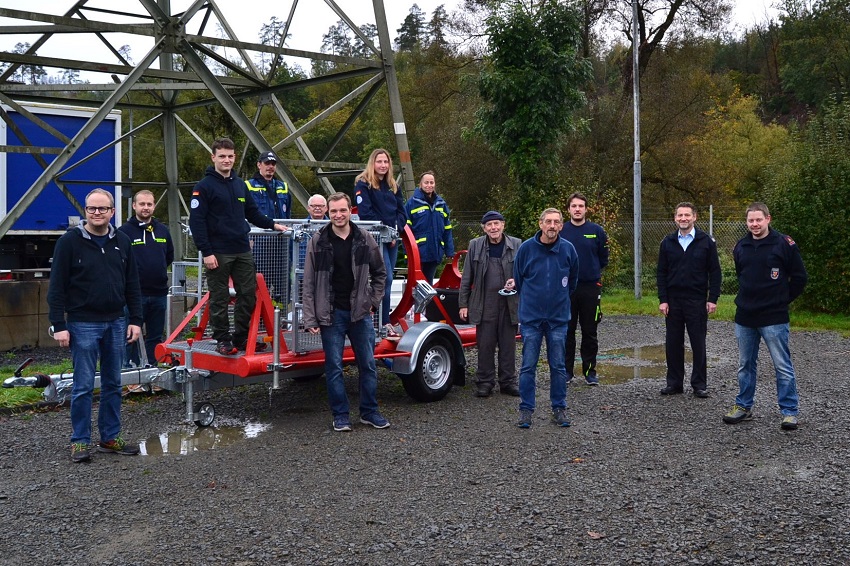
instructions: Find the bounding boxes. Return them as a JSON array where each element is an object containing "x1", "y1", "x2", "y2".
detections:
[
  {"x1": 306, "y1": 194, "x2": 329, "y2": 220},
  {"x1": 514, "y1": 208, "x2": 579, "y2": 428},
  {"x1": 48, "y1": 188, "x2": 144, "y2": 462}
]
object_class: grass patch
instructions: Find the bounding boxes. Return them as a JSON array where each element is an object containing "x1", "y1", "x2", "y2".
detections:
[
  {"x1": 0, "y1": 360, "x2": 73, "y2": 410},
  {"x1": 604, "y1": 288, "x2": 850, "y2": 335}
]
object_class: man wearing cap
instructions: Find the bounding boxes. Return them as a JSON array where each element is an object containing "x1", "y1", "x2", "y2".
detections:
[
  {"x1": 247, "y1": 151, "x2": 291, "y2": 221},
  {"x1": 246, "y1": 150, "x2": 291, "y2": 302},
  {"x1": 459, "y1": 211, "x2": 521, "y2": 397}
]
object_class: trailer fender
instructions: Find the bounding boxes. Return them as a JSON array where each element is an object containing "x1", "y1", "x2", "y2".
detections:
[{"x1": 392, "y1": 321, "x2": 465, "y2": 377}]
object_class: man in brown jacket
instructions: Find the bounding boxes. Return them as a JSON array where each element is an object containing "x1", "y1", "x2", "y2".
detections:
[
  {"x1": 302, "y1": 192, "x2": 388, "y2": 432},
  {"x1": 459, "y1": 211, "x2": 522, "y2": 398}
]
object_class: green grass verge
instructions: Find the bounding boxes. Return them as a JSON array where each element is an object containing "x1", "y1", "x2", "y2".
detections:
[
  {"x1": 0, "y1": 361, "x2": 74, "y2": 410},
  {"x1": 604, "y1": 288, "x2": 850, "y2": 335}
]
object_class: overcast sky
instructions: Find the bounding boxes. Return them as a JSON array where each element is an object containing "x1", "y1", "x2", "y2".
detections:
[{"x1": 1, "y1": 0, "x2": 782, "y2": 76}]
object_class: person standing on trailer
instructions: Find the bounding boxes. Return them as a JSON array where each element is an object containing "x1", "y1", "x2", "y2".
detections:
[
  {"x1": 404, "y1": 170, "x2": 454, "y2": 282},
  {"x1": 189, "y1": 138, "x2": 288, "y2": 356},
  {"x1": 118, "y1": 189, "x2": 174, "y2": 370},
  {"x1": 302, "y1": 192, "x2": 389, "y2": 432},
  {"x1": 48, "y1": 188, "x2": 143, "y2": 462}
]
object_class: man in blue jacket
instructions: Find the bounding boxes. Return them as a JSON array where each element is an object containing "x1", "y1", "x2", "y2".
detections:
[
  {"x1": 189, "y1": 138, "x2": 288, "y2": 356},
  {"x1": 656, "y1": 202, "x2": 721, "y2": 398},
  {"x1": 559, "y1": 192, "x2": 609, "y2": 385},
  {"x1": 246, "y1": 151, "x2": 291, "y2": 301},
  {"x1": 48, "y1": 189, "x2": 143, "y2": 462},
  {"x1": 118, "y1": 189, "x2": 174, "y2": 368},
  {"x1": 514, "y1": 208, "x2": 579, "y2": 428},
  {"x1": 723, "y1": 202, "x2": 807, "y2": 430}
]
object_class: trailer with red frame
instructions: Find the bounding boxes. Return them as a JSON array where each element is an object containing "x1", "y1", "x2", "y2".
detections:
[{"x1": 149, "y1": 220, "x2": 474, "y2": 426}]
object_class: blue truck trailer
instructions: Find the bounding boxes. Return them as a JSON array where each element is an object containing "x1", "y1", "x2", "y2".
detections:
[{"x1": 0, "y1": 102, "x2": 121, "y2": 270}]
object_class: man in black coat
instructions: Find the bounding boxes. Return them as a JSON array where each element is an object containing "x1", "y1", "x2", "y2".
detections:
[{"x1": 656, "y1": 202, "x2": 721, "y2": 398}]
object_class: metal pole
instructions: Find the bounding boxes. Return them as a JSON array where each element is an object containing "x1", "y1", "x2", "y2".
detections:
[{"x1": 632, "y1": 0, "x2": 642, "y2": 299}]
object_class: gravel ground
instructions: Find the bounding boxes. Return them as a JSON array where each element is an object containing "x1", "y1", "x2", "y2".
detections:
[{"x1": 1, "y1": 315, "x2": 849, "y2": 565}]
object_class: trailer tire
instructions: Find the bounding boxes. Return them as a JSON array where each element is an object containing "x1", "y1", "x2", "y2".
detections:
[
  {"x1": 194, "y1": 402, "x2": 216, "y2": 427},
  {"x1": 400, "y1": 335, "x2": 455, "y2": 402}
]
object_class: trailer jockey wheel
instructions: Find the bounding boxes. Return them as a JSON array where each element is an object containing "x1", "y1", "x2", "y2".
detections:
[{"x1": 194, "y1": 402, "x2": 216, "y2": 427}]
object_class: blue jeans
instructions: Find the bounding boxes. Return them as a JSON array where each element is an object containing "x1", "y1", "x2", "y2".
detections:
[
  {"x1": 125, "y1": 295, "x2": 168, "y2": 367},
  {"x1": 380, "y1": 242, "x2": 398, "y2": 325},
  {"x1": 320, "y1": 309, "x2": 379, "y2": 418},
  {"x1": 518, "y1": 321, "x2": 568, "y2": 412},
  {"x1": 735, "y1": 323, "x2": 799, "y2": 416},
  {"x1": 68, "y1": 318, "x2": 126, "y2": 445}
]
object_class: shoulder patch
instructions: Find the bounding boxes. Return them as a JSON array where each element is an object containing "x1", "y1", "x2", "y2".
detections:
[{"x1": 784, "y1": 235, "x2": 796, "y2": 246}]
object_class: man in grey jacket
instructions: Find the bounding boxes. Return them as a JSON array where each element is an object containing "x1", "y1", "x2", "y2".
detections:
[
  {"x1": 459, "y1": 211, "x2": 521, "y2": 397},
  {"x1": 302, "y1": 192, "x2": 389, "y2": 432}
]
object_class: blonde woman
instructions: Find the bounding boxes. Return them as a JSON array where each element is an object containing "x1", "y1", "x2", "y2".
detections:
[{"x1": 354, "y1": 149, "x2": 406, "y2": 335}]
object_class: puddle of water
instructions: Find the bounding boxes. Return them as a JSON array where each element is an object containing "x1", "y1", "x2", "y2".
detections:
[
  {"x1": 572, "y1": 344, "x2": 720, "y2": 385},
  {"x1": 139, "y1": 421, "x2": 270, "y2": 456}
]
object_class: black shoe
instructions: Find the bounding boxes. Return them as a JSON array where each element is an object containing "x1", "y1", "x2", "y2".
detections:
[
  {"x1": 660, "y1": 386, "x2": 684, "y2": 396},
  {"x1": 693, "y1": 389, "x2": 709, "y2": 398},
  {"x1": 236, "y1": 339, "x2": 268, "y2": 352},
  {"x1": 474, "y1": 385, "x2": 493, "y2": 398},
  {"x1": 215, "y1": 340, "x2": 238, "y2": 355},
  {"x1": 500, "y1": 384, "x2": 520, "y2": 396}
]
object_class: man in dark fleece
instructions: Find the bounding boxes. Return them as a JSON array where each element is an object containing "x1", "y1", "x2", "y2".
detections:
[
  {"x1": 656, "y1": 202, "x2": 721, "y2": 398},
  {"x1": 723, "y1": 202, "x2": 807, "y2": 431},
  {"x1": 189, "y1": 138, "x2": 288, "y2": 355}
]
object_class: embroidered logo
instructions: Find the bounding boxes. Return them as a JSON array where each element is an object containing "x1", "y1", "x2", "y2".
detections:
[
  {"x1": 190, "y1": 199, "x2": 199, "y2": 209},
  {"x1": 770, "y1": 268, "x2": 780, "y2": 280},
  {"x1": 561, "y1": 276, "x2": 569, "y2": 287}
]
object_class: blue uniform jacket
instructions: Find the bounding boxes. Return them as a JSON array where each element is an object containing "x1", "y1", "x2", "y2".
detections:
[
  {"x1": 354, "y1": 178, "x2": 406, "y2": 232},
  {"x1": 246, "y1": 172, "x2": 291, "y2": 220},
  {"x1": 513, "y1": 233, "x2": 579, "y2": 326},
  {"x1": 404, "y1": 187, "x2": 454, "y2": 263},
  {"x1": 118, "y1": 217, "x2": 175, "y2": 297}
]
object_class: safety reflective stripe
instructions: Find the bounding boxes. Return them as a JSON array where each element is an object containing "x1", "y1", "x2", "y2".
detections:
[
  {"x1": 416, "y1": 237, "x2": 427, "y2": 243},
  {"x1": 407, "y1": 219, "x2": 413, "y2": 225},
  {"x1": 410, "y1": 205, "x2": 429, "y2": 214},
  {"x1": 238, "y1": 197, "x2": 245, "y2": 202},
  {"x1": 445, "y1": 224, "x2": 453, "y2": 229}
]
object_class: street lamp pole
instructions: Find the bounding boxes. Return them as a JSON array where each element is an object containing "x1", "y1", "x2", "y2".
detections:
[{"x1": 632, "y1": 0, "x2": 642, "y2": 299}]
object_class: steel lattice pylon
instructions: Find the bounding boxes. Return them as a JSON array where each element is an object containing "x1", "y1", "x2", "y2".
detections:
[{"x1": 0, "y1": 0, "x2": 415, "y2": 258}]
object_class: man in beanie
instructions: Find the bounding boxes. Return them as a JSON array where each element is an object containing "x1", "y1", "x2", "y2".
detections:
[{"x1": 459, "y1": 211, "x2": 522, "y2": 397}]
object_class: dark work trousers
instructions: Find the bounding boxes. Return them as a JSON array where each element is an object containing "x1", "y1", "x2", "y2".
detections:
[
  {"x1": 565, "y1": 281, "x2": 602, "y2": 377},
  {"x1": 664, "y1": 297, "x2": 708, "y2": 391},
  {"x1": 205, "y1": 252, "x2": 257, "y2": 343},
  {"x1": 476, "y1": 257, "x2": 517, "y2": 390}
]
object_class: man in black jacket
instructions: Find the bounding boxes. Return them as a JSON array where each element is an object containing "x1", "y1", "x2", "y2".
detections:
[
  {"x1": 723, "y1": 202, "x2": 807, "y2": 430},
  {"x1": 189, "y1": 138, "x2": 288, "y2": 355},
  {"x1": 48, "y1": 189, "x2": 143, "y2": 462},
  {"x1": 118, "y1": 190, "x2": 174, "y2": 368},
  {"x1": 657, "y1": 202, "x2": 721, "y2": 398}
]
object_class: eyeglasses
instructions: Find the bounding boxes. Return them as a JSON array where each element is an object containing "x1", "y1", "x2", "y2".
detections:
[
  {"x1": 309, "y1": 204, "x2": 326, "y2": 209},
  {"x1": 85, "y1": 206, "x2": 113, "y2": 214}
]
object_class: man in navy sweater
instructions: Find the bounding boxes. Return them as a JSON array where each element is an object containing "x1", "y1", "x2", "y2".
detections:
[
  {"x1": 559, "y1": 192, "x2": 609, "y2": 385},
  {"x1": 189, "y1": 138, "x2": 288, "y2": 355},
  {"x1": 514, "y1": 208, "x2": 579, "y2": 428},
  {"x1": 723, "y1": 202, "x2": 807, "y2": 430},
  {"x1": 118, "y1": 190, "x2": 174, "y2": 368},
  {"x1": 656, "y1": 202, "x2": 721, "y2": 398}
]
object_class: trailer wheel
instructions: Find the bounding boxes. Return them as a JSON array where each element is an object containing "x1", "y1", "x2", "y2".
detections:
[
  {"x1": 194, "y1": 402, "x2": 216, "y2": 427},
  {"x1": 400, "y1": 335, "x2": 455, "y2": 402}
]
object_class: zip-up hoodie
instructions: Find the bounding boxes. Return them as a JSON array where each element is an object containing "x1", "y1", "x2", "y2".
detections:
[
  {"x1": 189, "y1": 165, "x2": 275, "y2": 256},
  {"x1": 118, "y1": 217, "x2": 174, "y2": 296},
  {"x1": 513, "y1": 233, "x2": 579, "y2": 326},
  {"x1": 48, "y1": 223, "x2": 143, "y2": 332},
  {"x1": 404, "y1": 187, "x2": 454, "y2": 263}
]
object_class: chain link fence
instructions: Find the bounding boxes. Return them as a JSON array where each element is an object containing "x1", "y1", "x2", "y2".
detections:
[{"x1": 449, "y1": 209, "x2": 748, "y2": 296}]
